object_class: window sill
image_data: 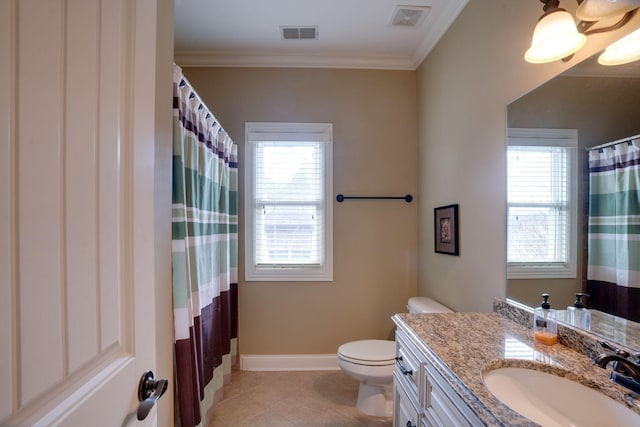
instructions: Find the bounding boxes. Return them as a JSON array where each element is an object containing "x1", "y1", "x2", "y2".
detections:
[
  {"x1": 508, "y1": 264, "x2": 576, "y2": 280},
  {"x1": 245, "y1": 267, "x2": 333, "y2": 282}
]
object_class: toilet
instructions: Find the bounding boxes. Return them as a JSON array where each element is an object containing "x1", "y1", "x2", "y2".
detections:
[{"x1": 337, "y1": 297, "x2": 452, "y2": 417}]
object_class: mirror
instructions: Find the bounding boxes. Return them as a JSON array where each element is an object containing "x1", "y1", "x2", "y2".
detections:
[{"x1": 506, "y1": 54, "x2": 640, "y2": 343}]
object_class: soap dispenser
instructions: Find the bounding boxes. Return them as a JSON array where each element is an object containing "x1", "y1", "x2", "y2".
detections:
[
  {"x1": 533, "y1": 293, "x2": 558, "y2": 345},
  {"x1": 567, "y1": 293, "x2": 591, "y2": 330}
]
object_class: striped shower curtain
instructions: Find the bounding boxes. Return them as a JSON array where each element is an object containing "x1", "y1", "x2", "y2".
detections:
[
  {"x1": 587, "y1": 139, "x2": 640, "y2": 322},
  {"x1": 172, "y1": 65, "x2": 239, "y2": 426}
]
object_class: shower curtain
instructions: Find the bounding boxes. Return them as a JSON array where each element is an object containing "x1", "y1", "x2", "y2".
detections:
[
  {"x1": 172, "y1": 65, "x2": 238, "y2": 426},
  {"x1": 587, "y1": 138, "x2": 640, "y2": 322}
]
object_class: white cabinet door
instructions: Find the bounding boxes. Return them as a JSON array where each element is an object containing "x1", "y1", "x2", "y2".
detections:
[
  {"x1": 0, "y1": 0, "x2": 173, "y2": 425},
  {"x1": 393, "y1": 377, "x2": 420, "y2": 427},
  {"x1": 425, "y1": 366, "x2": 482, "y2": 427}
]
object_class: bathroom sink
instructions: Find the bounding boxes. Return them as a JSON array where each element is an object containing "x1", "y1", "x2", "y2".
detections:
[{"x1": 483, "y1": 367, "x2": 640, "y2": 427}]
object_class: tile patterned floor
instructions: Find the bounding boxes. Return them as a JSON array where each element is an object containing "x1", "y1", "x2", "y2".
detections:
[{"x1": 208, "y1": 369, "x2": 393, "y2": 427}]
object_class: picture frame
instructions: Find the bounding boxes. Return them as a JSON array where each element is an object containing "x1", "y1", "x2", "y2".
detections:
[{"x1": 434, "y1": 204, "x2": 459, "y2": 256}]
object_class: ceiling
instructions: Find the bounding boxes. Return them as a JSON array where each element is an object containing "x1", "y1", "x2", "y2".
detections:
[{"x1": 174, "y1": 0, "x2": 469, "y2": 70}]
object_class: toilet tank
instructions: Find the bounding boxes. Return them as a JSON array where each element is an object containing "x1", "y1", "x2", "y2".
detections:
[{"x1": 407, "y1": 297, "x2": 452, "y2": 314}]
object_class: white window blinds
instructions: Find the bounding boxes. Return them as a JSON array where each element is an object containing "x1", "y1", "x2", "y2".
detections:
[
  {"x1": 507, "y1": 145, "x2": 569, "y2": 263},
  {"x1": 245, "y1": 123, "x2": 333, "y2": 281},
  {"x1": 507, "y1": 128, "x2": 577, "y2": 279},
  {"x1": 254, "y1": 141, "x2": 323, "y2": 266}
]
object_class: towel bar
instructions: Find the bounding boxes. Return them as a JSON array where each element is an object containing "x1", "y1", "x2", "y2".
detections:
[{"x1": 336, "y1": 194, "x2": 413, "y2": 203}]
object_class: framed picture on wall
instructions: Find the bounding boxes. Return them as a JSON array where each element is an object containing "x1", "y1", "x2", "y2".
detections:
[{"x1": 434, "y1": 204, "x2": 459, "y2": 256}]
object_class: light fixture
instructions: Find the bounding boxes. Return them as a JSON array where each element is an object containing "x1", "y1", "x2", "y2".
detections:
[
  {"x1": 598, "y1": 27, "x2": 640, "y2": 65},
  {"x1": 525, "y1": 0, "x2": 640, "y2": 64},
  {"x1": 525, "y1": 1, "x2": 587, "y2": 63},
  {"x1": 576, "y1": 0, "x2": 640, "y2": 21}
]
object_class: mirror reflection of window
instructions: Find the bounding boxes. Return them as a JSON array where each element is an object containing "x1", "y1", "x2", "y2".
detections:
[{"x1": 507, "y1": 128, "x2": 578, "y2": 280}]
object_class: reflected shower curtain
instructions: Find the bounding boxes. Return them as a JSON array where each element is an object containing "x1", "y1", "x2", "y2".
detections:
[
  {"x1": 172, "y1": 65, "x2": 238, "y2": 426},
  {"x1": 587, "y1": 139, "x2": 640, "y2": 322}
]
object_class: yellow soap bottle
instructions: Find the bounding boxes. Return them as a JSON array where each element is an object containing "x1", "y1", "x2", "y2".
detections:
[{"x1": 533, "y1": 293, "x2": 558, "y2": 345}]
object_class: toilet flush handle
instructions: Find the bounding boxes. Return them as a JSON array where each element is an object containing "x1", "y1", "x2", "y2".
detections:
[{"x1": 395, "y1": 356, "x2": 413, "y2": 376}]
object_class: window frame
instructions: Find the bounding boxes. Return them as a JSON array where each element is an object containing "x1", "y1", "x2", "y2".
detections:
[
  {"x1": 244, "y1": 122, "x2": 333, "y2": 282},
  {"x1": 507, "y1": 128, "x2": 578, "y2": 279}
]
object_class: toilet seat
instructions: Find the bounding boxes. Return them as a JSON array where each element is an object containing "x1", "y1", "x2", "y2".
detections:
[{"x1": 337, "y1": 340, "x2": 395, "y2": 366}]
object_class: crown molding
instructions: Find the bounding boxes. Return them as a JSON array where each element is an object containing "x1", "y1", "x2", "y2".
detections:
[
  {"x1": 174, "y1": 49, "x2": 416, "y2": 70},
  {"x1": 412, "y1": 0, "x2": 470, "y2": 67}
]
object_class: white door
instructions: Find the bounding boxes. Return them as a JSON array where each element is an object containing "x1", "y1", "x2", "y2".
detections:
[{"x1": 0, "y1": 0, "x2": 174, "y2": 426}]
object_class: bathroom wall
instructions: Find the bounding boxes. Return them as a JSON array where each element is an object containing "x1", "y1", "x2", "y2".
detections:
[
  {"x1": 182, "y1": 67, "x2": 418, "y2": 354},
  {"x1": 415, "y1": 0, "x2": 640, "y2": 312}
]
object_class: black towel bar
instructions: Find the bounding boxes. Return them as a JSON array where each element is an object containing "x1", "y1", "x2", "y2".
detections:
[{"x1": 336, "y1": 194, "x2": 413, "y2": 203}]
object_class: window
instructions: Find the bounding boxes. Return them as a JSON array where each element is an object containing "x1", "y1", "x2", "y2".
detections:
[
  {"x1": 244, "y1": 122, "x2": 333, "y2": 281},
  {"x1": 507, "y1": 128, "x2": 577, "y2": 279}
]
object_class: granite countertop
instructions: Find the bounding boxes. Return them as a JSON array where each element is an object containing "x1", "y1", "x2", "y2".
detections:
[{"x1": 393, "y1": 312, "x2": 640, "y2": 427}]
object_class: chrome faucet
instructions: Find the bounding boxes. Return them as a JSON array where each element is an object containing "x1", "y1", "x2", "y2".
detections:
[
  {"x1": 593, "y1": 341, "x2": 640, "y2": 393},
  {"x1": 593, "y1": 353, "x2": 640, "y2": 382}
]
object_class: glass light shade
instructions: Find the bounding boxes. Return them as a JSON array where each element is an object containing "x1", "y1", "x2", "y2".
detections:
[
  {"x1": 576, "y1": 0, "x2": 640, "y2": 21},
  {"x1": 598, "y1": 28, "x2": 640, "y2": 65},
  {"x1": 525, "y1": 11, "x2": 587, "y2": 63}
]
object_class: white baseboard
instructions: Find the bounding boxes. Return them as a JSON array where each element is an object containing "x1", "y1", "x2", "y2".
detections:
[{"x1": 240, "y1": 354, "x2": 340, "y2": 371}]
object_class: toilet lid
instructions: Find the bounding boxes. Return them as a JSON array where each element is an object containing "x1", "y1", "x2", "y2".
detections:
[{"x1": 338, "y1": 340, "x2": 395, "y2": 365}]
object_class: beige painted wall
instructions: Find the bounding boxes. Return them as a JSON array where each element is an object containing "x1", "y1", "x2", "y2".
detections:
[
  {"x1": 416, "y1": 0, "x2": 640, "y2": 312},
  {"x1": 508, "y1": 76, "x2": 640, "y2": 149},
  {"x1": 507, "y1": 76, "x2": 640, "y2": 308},
  {"x1": 182, "y1": 67, "x2": 418, "y2": 354}
]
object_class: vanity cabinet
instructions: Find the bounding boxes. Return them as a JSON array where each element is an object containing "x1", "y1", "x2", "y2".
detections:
[
  {"x1": 394, "y1": 328, "x2": 482, "y2": 427},
  {"x1": 394, "y1": 328, "x2": 422, "y2": 427}
]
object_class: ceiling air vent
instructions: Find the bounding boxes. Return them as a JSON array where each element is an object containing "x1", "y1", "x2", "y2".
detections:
[
  {"x1": 390, "y1": 6, "x2": 430, "y2": 27},
  {"x1": 281, "y1": 26, "x2": 318, "y2": 40}
]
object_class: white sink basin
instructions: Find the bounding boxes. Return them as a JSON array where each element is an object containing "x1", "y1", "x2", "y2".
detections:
[{"x1": 483, "y1": 367, "x2": 640, "y2": 427}]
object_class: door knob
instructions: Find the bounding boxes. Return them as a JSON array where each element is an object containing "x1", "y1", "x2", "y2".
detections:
[{"x1": 137, "y1": 370, "x2": 168, "y2": 420}]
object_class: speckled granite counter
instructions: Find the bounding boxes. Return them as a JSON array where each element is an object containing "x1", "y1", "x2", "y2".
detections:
[{"x1": 393, "y1": 311, "x2": 640, "y2": 426}]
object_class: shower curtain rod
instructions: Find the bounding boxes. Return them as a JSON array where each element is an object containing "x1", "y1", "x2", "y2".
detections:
[{"x1": 586, "y1": 133, "x2": 640, "y2": 151}]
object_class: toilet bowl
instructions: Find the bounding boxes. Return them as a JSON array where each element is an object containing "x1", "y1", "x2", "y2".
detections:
[
  {"x1": 337, "y1": 340, "x2": 396, "y2": 417},
  {"x1": 337, "y1": 297, "x2": 452, "y2": 417}
]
